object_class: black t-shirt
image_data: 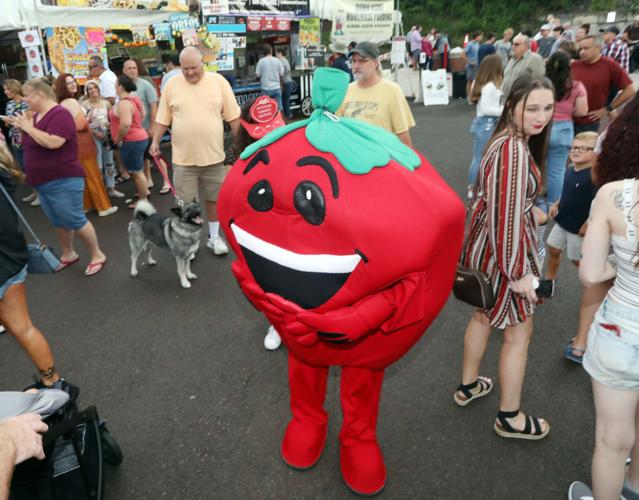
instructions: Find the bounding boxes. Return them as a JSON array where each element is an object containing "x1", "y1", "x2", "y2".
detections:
[
  {"x1": 0, "y1": 168, "x2": 28, "y2": 285},
  {"x1": 537, "y1": 37, "x2": 556, "y2": 58},
  {"x1": 331, "y1": 55, "x2": 354, "y2": 82},
  {"x1": 554, "y1": 166, "x2": 598, "y2": 234}
]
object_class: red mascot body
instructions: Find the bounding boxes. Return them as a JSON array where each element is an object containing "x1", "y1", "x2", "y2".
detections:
[{"x1": 218, "y1": 68, "x2": 465, "y2": 495}]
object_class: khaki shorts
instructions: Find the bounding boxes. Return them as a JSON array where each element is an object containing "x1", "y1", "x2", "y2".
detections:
[
  {"x1": 173, "y1": 163, "x2": 227, "y2": 202},
  {"x1": 546, "y1": 223, "x2": 584, "y2": 261}
]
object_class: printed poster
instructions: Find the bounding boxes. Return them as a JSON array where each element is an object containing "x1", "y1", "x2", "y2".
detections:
[
  {"x1": 422, "y1": 69, "x2": 449, "y2": 106},
  {"x1": 299, "y1": 18, "x2": 320, "y2": 47},
  {"x1": 18, "y1": 30, "x2": 42, "y2": 48},
  {"x1": 153, "y1": 24, "x2": 173, "y2": 42},
  {"x1": 331, "y1": 0, "x2": 394, "y2": 44},
  {"x1": 200, "y1": 34, "x2": 235, "y2": 71},
  {"x1": 45, "y1": 27, "x2": 106, "y2": 83},
  {"x1": 391, "y1": 36, "x2": 406, "y2": 64}
]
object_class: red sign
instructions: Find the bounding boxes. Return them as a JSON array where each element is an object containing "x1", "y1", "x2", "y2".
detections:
[
  {"x1": 247, "y1": 16, "x2": 291, "y2": 31},
  {"x1": 250, "y1": 96, "x2": 278, "y2": 123},
  {"x1": 247, "y1": 16, "x2": 262, "y2": 31}
]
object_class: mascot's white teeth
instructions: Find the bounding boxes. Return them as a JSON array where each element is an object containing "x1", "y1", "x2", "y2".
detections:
[{"x1": 231, "y1": 223, "x2": 361, "y2": 274}]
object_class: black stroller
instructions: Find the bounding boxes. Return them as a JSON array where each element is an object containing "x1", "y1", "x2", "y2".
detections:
[{"x1": 3, "y1": 388, "x2": 123, "y2": 500}]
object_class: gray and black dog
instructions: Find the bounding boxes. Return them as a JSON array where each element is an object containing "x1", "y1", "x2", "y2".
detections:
[{"x1": 128, "y1": 199, "x2": 203, "y2": 288}]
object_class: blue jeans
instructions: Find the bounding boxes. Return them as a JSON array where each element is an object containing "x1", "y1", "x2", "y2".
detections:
[
  {"x1": 93, "y1": 135, "x2": 115, "y2": 190},
  {"x1": 546, "y1": 120, "x2": 574, "y2": 203},
  {"x1": 468, "y1": 115, "x2": 498, "y2": 186},
  {"x1": 261, "y1": 88, "x2": 283, "y2": 111},
  {"x1": 35, "y1": 177, "x2": 87, "y2": 230},
  {"x1": 282, "y1": 81, "x2": 295, "y2": 119}
]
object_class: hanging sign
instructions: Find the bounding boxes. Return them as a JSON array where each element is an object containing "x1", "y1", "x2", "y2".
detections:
[
  {"x1": 18, "y1": 30, "x2": 42, "y2": 48},
  {"x1": 299, "y1": 18, "x2": 320, "y2": 46},
  {"x1": 331, "y1": 0, "x2": 394, "y2": 44}
]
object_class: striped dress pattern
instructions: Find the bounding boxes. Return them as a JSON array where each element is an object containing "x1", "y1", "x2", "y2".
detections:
[{"x1": 461, "y1": 134, "x2": 543, "y2": 329}]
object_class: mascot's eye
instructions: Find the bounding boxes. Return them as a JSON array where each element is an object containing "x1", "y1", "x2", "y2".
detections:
[
  {"x1": 294, "y1": 181, "x2": 325, "y2": 225},
  {"x1": 248, "y1": 180, "x2": 273, "y2": 212}
]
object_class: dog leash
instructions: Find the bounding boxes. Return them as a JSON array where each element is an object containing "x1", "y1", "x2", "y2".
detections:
[{"x1": 151, "y1": 153, "x2": 184, "y2": 206}]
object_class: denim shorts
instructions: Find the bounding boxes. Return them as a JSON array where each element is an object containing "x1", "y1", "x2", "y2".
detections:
[
  {"x1": 120, "y1": 139, "x2": 149, "y2": 173},
  {"x1": 0, "y1": 265, "x2": 27, "y2": 300},
  {"x1": 36, "y1": 177, "x2": 87, "y2": 230},
  {"x1": 584, "y1": 298, "x2": 639, "y2": 390}
]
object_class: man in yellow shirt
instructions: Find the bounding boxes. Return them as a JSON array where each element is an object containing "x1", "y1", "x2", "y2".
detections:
[
  {"x1": 151, "y1": 47, "x2": 241, "y2": 255},
  {"x1": 337, "y1": 42, "x2": 416, "y2": 147}
]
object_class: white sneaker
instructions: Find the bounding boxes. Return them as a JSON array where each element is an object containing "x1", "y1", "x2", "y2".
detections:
[
  {"x1": 207, "y1": 236, "x2": 229, "y2": 256},
  {"x1": 264, "y1": 326, "x2": 282, "y2": 350},
  {"x1": 30, "y1": 196, "x2": 40, "y2": 207},
  {"x1": 22, "y1": 192, "x2": 37, "y2": 203},
  {"x1": 0, "y1": 324, "x2": 5, "y2": 334},
  {"x1": 109, "y1": 189, "x2": 125, "y2": 198},
  {"x1": 98, "y1": 206, "x2": 118, "y2": 217}
]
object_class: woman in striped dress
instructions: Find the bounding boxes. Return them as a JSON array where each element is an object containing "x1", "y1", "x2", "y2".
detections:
[{"x1": 454, "y1": 75, "x2": 555, "y2": 440}]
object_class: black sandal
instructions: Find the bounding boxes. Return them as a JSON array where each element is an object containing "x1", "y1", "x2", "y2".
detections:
[
  {"x1": 494, "y1": 410, "x2": 550, "y2": 440},
  {"x1": 453, "y1": 376, "x2": 493, "y2": 406},
  {"x1": 115, "y1": 175, "x2": 131, "y2": 185}
]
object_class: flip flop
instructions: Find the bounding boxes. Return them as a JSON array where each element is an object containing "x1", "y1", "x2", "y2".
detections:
[
  {"x1": 55, "y1": 254, "x2": 80, "y2": 272},
  {"x1": 84, "y1": 260, "x2": 107, "y2": 276},
  {"x1": 564, "y1": 338, "x2": 585, "y2": 364},
  {"x1": 115, "y1": 175, "x2": 131, "y2": 185},
  {"x1": 158, "y1": 186, "x2": 171, "y2": 195}
]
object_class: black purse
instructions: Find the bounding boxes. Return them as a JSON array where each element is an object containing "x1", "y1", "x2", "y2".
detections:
[
  {"x1": 0, "y1": 182, "x2": 60, "y2": 274},
  {"x1": 453, "y1": 266, "x2": 495, "y2": 309}
]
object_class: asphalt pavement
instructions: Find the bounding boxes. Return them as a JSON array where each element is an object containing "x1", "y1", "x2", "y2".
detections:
[{"x1": 1, "y1": 99, "x2": 593, "y2": 500}]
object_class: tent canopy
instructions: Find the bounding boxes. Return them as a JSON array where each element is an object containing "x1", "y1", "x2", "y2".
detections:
[{"x1": 1, "y1": 0, "x2": 175, "y2": 31}]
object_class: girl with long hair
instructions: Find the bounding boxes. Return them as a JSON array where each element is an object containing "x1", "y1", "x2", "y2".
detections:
[
  {"x1": 545, "y1": 51, "x2": 588, "y2": 203},
  {"x1": 81, "y1": 81, "x2": 123, "y2": 199},
  {"x1": 55, "y1": 74, "x2": 117, "y2": 217},
  {"x1": 569, "y1": 92, "x2": 639, "y2": 500},
  {"x1": 467, "y1": 54, "x2": 503, "y2": 192},
  {"x1": 454, "y1": 75, "x2": 555, "y2": 440},
  {"x1": 0, "y1": 144, "x2": 75, "y2": 393}
]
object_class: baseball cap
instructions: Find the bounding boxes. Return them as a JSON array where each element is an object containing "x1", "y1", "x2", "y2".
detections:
[
  {"x1": 601, "y1": 25, "x2": 620, "y2": 35},
  {"x1": 348, "y1": 41, "x2": 380, "y2": 59},
  {"x1": 240, "y1": 96, "x2": 285, "y2": 140},
  {"x1": 540, "y1": 24, "x2": 552, "y2": 31},
  {"x1": 329, "y1": 40, "x2": 348, "y2": 54}
]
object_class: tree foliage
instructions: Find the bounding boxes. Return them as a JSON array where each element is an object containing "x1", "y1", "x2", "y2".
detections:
[{"x1": 399, "y1": 0, "x2": 627, "y2": 45}]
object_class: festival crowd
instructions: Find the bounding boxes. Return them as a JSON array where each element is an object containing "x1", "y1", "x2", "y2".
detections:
[{"x1": 1, "y1": 12, "x2": 639, "y2": 500}]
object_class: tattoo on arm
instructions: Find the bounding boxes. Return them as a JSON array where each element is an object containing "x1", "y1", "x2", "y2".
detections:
[{"x1": 611, "y1": 190, "x2": 624, "y2": 211}]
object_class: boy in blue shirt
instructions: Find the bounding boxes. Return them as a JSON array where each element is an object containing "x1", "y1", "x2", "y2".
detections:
[{"x1": 544, "y1": 132, "x2": 600, "y2": 364}]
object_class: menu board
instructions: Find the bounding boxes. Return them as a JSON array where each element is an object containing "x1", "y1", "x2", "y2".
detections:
[{"x1": 45, "y1": 27, "x2": 106, "y2": 83}]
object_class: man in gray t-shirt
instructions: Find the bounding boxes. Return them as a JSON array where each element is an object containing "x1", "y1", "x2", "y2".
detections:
[{"x1": 256, "y1": 45, "x2": 284, "y2": 110}]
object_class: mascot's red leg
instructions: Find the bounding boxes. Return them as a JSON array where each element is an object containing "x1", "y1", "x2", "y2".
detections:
[
  {"x1": 281, "y1": 354, "x2": 329, "y2": 470},
  {"x1": 339, "y1": 366, "x2": 386, "y2": 495}
]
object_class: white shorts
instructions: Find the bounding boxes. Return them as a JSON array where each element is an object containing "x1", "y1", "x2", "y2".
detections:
[
  {"x1": 546, "y1": 223, "x2": 583, "y2": 261},
  {"x1": 584, "y1": 298, "x2": 639, "y2": 390}
]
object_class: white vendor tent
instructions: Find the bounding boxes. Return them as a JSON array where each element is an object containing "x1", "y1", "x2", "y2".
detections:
[{"x1": 1, "y1": 0, "x2": 175, "y2": 31}]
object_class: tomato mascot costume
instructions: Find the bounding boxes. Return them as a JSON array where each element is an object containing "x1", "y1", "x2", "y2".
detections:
[{"x1": 218, "y1": 68, "x2": 465, "y2": 495}]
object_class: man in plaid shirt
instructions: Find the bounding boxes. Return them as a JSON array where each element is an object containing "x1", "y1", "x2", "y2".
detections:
[{"x1": 602, "y1": 26, "x2": 629, "y2": 73}]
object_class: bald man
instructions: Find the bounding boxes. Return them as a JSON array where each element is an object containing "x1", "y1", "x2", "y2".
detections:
[
  {"x1": 151, "y1": 47, "x2": 241, "y2": 255},
  {"x1": 502, "y1": 33, "x2": 545, "y2": 97}
]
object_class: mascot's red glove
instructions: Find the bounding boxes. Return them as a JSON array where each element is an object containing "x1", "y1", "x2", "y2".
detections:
[{"x1": 266, "y1": 272, "x2": 426, "y2": 346}]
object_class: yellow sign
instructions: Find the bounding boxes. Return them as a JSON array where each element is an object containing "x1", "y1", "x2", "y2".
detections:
[{"x1": 299, "y1": 18, "x2": 320, "y2": 47}]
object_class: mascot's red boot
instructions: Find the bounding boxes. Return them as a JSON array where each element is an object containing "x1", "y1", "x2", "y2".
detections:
[{"x1": 218, "y1": 68, "x2": 465, "y2": 495}]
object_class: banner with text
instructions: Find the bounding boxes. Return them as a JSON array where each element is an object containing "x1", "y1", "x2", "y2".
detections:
[
  {"x1": 45, "y1": 27, "x2": 106, "y2": 83},
  {"x1": 331, "y1": 0, "x2": 393, "y2": 44}
]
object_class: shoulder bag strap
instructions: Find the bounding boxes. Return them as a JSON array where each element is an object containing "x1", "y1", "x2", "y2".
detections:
[{"x1": 0, "y1": 181, "x2": 43, "y2": 246}]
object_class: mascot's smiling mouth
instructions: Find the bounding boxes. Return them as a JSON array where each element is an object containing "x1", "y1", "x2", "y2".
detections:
[{"x1": 231, "y1": 223, "x2": 361, "y2": 309}]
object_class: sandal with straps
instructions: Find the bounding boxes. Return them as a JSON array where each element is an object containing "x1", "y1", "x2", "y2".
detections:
[
  {"x1": 453, "y1": 376, "x2": 493, "y2": 407},
  {"x1": 494, "y1": 410, "x2": 550, "y2": 441}
]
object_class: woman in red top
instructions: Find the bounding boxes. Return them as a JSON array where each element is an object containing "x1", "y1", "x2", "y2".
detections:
[
  {"x1": 454, "y1": 75, "x2": 555, "y2": 440},
  {"x1": 109, "y1": 75, "x2": 149, "y2": 209}
]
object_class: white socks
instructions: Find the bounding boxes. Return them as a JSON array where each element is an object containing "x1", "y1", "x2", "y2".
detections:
[{"x1": 209, "y1": 221, "x2": 220, "y2": 240}]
